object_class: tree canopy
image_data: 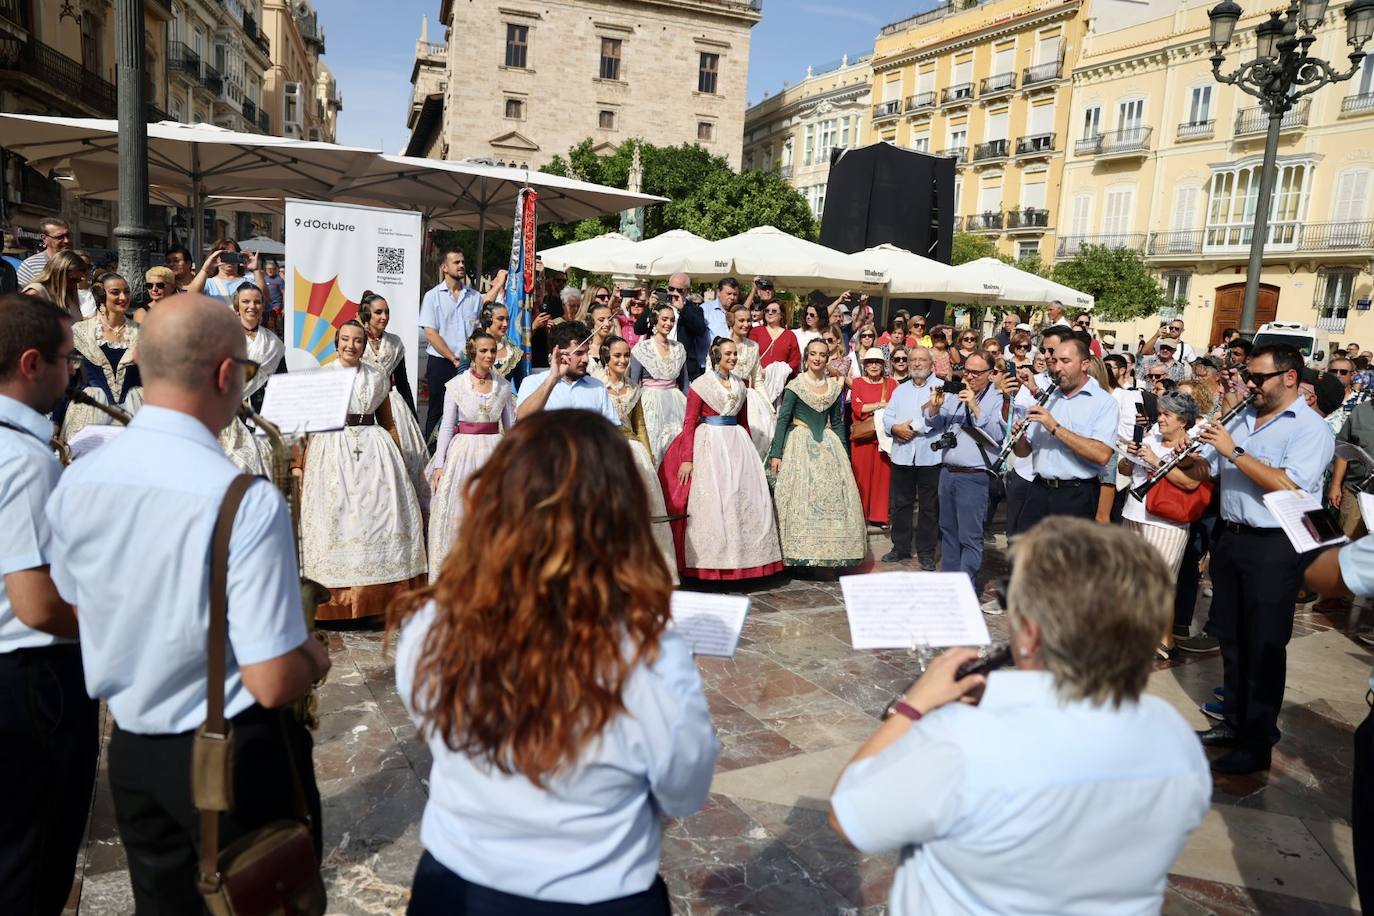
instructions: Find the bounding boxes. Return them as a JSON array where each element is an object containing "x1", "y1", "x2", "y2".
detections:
[{"x1": 1049, "y1": 244, "x2": 1173, "y2": 322}]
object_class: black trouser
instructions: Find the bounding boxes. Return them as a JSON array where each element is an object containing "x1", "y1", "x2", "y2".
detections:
[
  {"x1": 1004, "y1": 472, "x2": 1031, "y2": 540},
  {"x1": 108, "y1": 704, "x2": 323, "y2": 914},
  {"x1": 423, "y1": 355, "x2": 459, "y2": 445},
  {"x1": 1208, "y1": 525, "x2": 1302, "y2": 755},
  {"x1": 1173, "y1": 516, "x2": 1216, "y2": 634},
  {"x1": 1355, "y1": 705, "x2": 1374, "y2": 911},
  {"x1": 408, "y1": 851, "x2": 671, "y2": 916},
  {"x1": 0, "y1": 644, "x2": 99, "y2": 916},
  {"x1": 1015, "y1": 477, "x2": 1097, "y2": 534},
  {"x1": 889, "y1": 463, "x2": 939, "y2": 559}
]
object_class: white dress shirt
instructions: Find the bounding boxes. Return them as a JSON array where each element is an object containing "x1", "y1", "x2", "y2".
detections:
[
  {"x1": 516, "y1": 371, "x2": 622, "y2": 426},
  {"x1": 396, "y1": 604, "x2": 718, "y2": 903},
  {"x1": 0, "y1": 394, "x2": 66, "y2": 653},
  {"x1": 832, "y1": 670, "x2": 1211, "y2": 916},
  {"x1": 46, "y1": 406, "x2": 306, "y2": 734}
]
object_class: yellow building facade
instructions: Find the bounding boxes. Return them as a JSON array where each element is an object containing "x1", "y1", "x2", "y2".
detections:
[{"x1": 1060, "y1": 2, "x2": 1374, "y2": 352}]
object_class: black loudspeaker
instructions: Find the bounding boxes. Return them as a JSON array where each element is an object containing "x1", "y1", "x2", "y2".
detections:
[{"x1": 820, "y1": 143, "x2": 955, "y2": 327}]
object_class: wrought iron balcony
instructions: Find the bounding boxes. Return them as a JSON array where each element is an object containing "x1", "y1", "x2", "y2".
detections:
[
  {"x1": 1145, "y1": 230, "x2": 1204, "y2": 257},
  {"x1": 873, "y1": 99, "x2": 902, "y2": 121},
  {"x1": 19, "y1": 164, "x2": 62, "y2": 212},
  {"x1": 965, "y1": 211, "x2": 1004, "y2": 232},
  {"x1": 0, "y1": 0, "x2": 32, "y2": 28},
  {"x1": 1075, "y1": 126, "x2": 1152, "y2": 159},
  {"x1": 1317, "y1": 313, "x2": 1349, "y2": 333},
  {"x1": 1176, "y1": 119, "x2": 1215, "y2": 141},
  {"x1": 1341, "y1": 92, "x2": 1374, "y2": 116},
  {"x1": 1015, "y1": 133, "x2": 1055, "y2": 156},
  {"x1": 906, "y1": 90, "x2": 936, "y2": 112},
  {"x1": 1234, "y1": 98, "x2": 1309, "y2": 137},
  {"x1": 258, "y1": 110, "x2": 270, "y2": 132},
  {"x1": 0, "y1": 34, "x2": 117, "y2": 115},
  {"x1": 1022, "y1": 60, "x2": 1062, "y2": 87},
  {"x1": 952, "y1": 216, "x2": 964, "y2": 231},
  {"x1": 938, "y1": 146, "x2": 968, "y2": 164},
  {"x1": 941, "y1": 83, "x2": 974, "y2": 106},
  {"x1": 242, "y1": 97, "x2": 257, "y2": 127},
  {"x1": 200, "y1": 61, "x2": 223, "y2": 95},
  {"x1": 973, "y1": 138, "x2": 1009, "y2": 163},
  {"x1": 778, "y1": 163, "x2": 792, "y2": 178},
  {"x1": 980, "y1": 72, "x2": 1016, "y2": 98},
  {"x1": 169, "y1": 41, "x2": 201, "y2": 80},
  {"x1": 1144, "y1": 219, "x2": 1374, "y2": 258},
  {"x1": 1006, "y1": 208, "x2": 1050, "y2": 231},
  {"x1": 1057, "y1": 233, "x2": 1146, "y2": 258}
]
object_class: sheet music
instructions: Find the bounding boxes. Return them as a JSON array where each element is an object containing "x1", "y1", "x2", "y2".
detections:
[
  {"x1": 670, "y1": 591, "x2": 750, "y2": 658},
  {"x1": 960, "y1": 424, "x2": 1001, "y2": 452},
  {"x1": 258, "y1": 367, "x2": 356, "y2": 434},
  {"x1": 1262, "y1": 490, "x2": 1347, "y2": 553},
  {"x1": 66, "y1": 424, "x2": 124, "y2": 460},
  {"x1": 839, "y1": 572, "x2": 990, "y2": 650},
  {"x1": 1360, "y1": 492, "x2": 1374, "y2": 532}
]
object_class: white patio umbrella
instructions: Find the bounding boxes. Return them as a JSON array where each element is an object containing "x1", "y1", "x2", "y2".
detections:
[
  {"x1": 327, "y1": 154, "x2": 667, "y2": 270},
  {"x1": 0, "y1": 114, "x2": 379, "y2": 257},
  {"x1": 944, "y1": 257, "x2": 1094, "y2": 309},
  {"x1": 538, "y1": 231, "x2": 636, "y2": 272},
  {"x1": 852, "y1": 243, "x2": 963, "y2": 297},
  {"x1": 600, "y1": 229, "x2": 708, "y2": 276},
  {"x1": 239, "y1": 236, "x2": 285, "y2": 257},
  {"x1": 644, "y1": 226, "x2": 887, "y2": 291}
]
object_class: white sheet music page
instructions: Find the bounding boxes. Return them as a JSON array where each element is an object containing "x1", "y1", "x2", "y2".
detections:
[
  {"x1": 1263, "y1": 490, "x2": 1347, "y2": 553},
  {"x1": 258, "y1": 367, "x2": 356, "y2": 434},
  {"x1": 839, "y1": 572, "x2": 991, "y2": 650},
  {"x1": 1359, "y1": 492, "x2": 1374, "y2": 532},
  {"x1": 670, "y1": 591, "x2": 750, "y2": 658}
]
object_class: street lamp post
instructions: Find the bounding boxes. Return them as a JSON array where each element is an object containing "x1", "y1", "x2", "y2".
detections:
[
  {"x1": 1208, "y1": 0, "x2": 1374, "y2": 338},
  {"x1": 114, "y1": 0, "x2": 158, "y2": 299}
]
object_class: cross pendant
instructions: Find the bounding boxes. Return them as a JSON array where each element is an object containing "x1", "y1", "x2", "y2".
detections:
[{"x1": 352, "y1": 443, "x2": 363, "y2": 461}]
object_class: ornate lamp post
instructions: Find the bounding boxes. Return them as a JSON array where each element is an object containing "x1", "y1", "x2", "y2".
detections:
[
  {"x1": 1208, "y1": 0, "x2": 1374, "y2": 337},
  {"x1": 115, "y1": 0, "x2": 157, "y2": 299}
]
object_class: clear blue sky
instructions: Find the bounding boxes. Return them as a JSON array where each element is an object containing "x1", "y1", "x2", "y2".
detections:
[{"x1": 331, "y1": 0, "x2": 935, "y2": 155}]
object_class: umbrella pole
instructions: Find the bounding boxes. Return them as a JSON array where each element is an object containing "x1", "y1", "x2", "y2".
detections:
[
  {"x1": 475, "y1": 205, "x2": 487, "y2": 288},
  {"x1": 191, "y1": 146, "x2": 204, "y2": 262},
  {"x1": 114, "y1": 0, "x2": 155, "y2": 297}
]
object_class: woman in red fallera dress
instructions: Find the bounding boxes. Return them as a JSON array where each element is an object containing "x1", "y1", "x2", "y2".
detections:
[
  {"x1": 850, "y1": 347, "x2": 896, "y2": 526},
  {"x1": 748, "y1": 298, "x2": 800, "y2": 406},
  {"x1": 659, "y1": 338, "x2": 784, "y2": 581}
]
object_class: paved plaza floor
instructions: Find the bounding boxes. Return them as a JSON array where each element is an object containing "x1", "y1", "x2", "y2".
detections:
[{"x1": 66, "y1": 527, "x2": 1367, "y2": 914}]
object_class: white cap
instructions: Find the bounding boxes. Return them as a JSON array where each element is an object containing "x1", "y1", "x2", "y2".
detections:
[{"x1": 861, "y1": 347, "x2": 886, "y2": 362}]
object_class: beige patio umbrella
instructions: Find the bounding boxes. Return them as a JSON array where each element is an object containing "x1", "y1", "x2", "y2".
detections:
[
  {"x1": 944, "y1": 257, "x2": 1093, "y2": 309},
  {"x1": 538, "y1": 232, "x2": 637, "y2": 272},
  {"x1": 600, "y1": 229, "x2": 708, "y2": 277},
  {"x1": 642, "y1": 226, "x2": 887, "y2": 291}
]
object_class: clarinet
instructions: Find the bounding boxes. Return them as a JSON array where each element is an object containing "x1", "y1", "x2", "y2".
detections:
[
  {"x1": 1128, "y1": 392, "x2": 1255, "y2": 501},
  {"x1": 993, "y1": 379, "x2": 1058, "y2": 469}
]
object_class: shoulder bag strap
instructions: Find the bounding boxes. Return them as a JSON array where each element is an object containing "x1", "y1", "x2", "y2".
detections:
[{"x1": 199, "y1": 474, "x2": 259, "y2": 885}]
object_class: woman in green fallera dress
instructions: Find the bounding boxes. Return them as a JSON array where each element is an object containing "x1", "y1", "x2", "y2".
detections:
[{"x1": 768, "y1": 338, "x2": 867, "y2": 568}]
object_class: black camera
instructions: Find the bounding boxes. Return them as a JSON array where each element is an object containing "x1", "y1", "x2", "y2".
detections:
[
  {"x1": 943, "y1": 376, "x2": 966, "y2": 395},
  {"x1": 932, "y1": 430, "x2": 959, "y2": 452}
]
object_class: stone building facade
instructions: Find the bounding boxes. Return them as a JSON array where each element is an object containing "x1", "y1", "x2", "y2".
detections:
[{"x1": 407, "y1": 0, "x2": 761, "y2": 168}]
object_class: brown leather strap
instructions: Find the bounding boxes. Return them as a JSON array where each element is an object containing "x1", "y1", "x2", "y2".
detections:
[{"x1": 198, "y1": 474, "x2": 257, "y2": 890}]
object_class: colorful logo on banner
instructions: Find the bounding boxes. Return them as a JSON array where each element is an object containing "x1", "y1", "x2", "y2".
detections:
[
  {"x1": 504, "y1": 188, "x2": 539, "y2": 374},
  {"x1": 292, "y1": 271, "x2": 360, "y2": 366}
]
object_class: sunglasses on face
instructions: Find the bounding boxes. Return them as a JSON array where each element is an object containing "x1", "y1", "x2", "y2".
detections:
[
  {"x1": 1148, "y1": 373, "x2": 1167, "y2": 380},
  {"x1": 766, "y1": 307, "x2": 780, "y2": 314},
  {"x1": 892, "y1": 356, "x2": 908, "y2": 362},
  {"x1": 1013, "y1": 344, "x2": 1031, "y2": 352},
  {"x1": 1332, "y1": 368, "x2": 1352, "y2": 376},
  {"x1": 668, "y1": 286, "x2": 687, "y2": 295},
  {"x1": 147, "y1": 281, "x2": 168, "y2": 289},
  {"x1": 1243, "y1": 368, "x2": 1287, "y2": 385},
  {"x1": 594, "y1": 293, "x2": 610, "y2": 301}
]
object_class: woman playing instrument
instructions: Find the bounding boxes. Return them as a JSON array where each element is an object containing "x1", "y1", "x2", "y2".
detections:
[
  {"x1": 748, "y1": 299, "x2": 800, "y2": 406},
  {"x1": 769, "y1": 339, "x2": 867, "y2": 569},
  {"x1": 720, "y1": 304, "x2": 775, "y2": 462},
  {"x1": 1120, "y1": 391, "x2": 1206, "y2": 657},
  {"x1": 602, "y1": 336, "x2": 678, "y2": 579},
  {"x1": 660, "y1": 338, "x2": 784, "y2": 581},
  {"x1": 427, "y1": 331, "x2": 516, "y2": 581},
  {"x1": 22, "y1": 250, "x2": 88, "y2": 321},
  {"x1": 359, "y1": 291, "x2": 429, "y2": 506},
  {"x1": 851, "y1": 348, "x2": 896, "y2": 526},
  {"x1": 629, "y1": 304, "x2": 689, "y2": 464},
  {"x1": 298, "y1": 321, "x2": 426, "y2": 622},
  {"x1": 61, "y1": 272, "x2": 141, "y2": 440},
  {"x1": 391, "y1": 411, "x2": 716, "y2": 914}
]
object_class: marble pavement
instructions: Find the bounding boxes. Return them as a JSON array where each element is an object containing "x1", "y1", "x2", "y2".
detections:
[{"x1": 66, "y1": 529, "x2": 1368, "y2": 914}]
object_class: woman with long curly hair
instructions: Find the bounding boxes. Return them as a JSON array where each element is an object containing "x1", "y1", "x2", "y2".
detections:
[{"x1": 391, "y1": 411, "x2": 717, "y2": 914}]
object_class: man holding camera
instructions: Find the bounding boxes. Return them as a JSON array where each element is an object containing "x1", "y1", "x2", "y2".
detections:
[
  {"x1": 921, "y1": 354, "x2": 1007, "y2": 582},
  {"x1": 882, "y1": 347, "x2": 943, "y2": 569}
]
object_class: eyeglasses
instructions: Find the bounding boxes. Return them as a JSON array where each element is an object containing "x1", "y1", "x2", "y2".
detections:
[
  {"x1": 1012, "y1": 344, "x2": 1031, "y2": 352},
  {"x1": 229, "y1": 356, "x2": 260, "y2": 381},
  {"x1": 892, "y1": 356, "x2": 908, "y2": 362},
  {"x1": 1243, "y1": 368, "x2": 1288, "y2": 385},
  {"x1": 147, "y1": 281, "x2": 168, "y2": 289},
  {"x1": 594, "y1": 293, "x2": 610, "y2": 301},
  {"x1": 46, "y1": 232, "x2": 71, "y2": 242},
  {"x1": 964, "y1": 368, "x2": 990, "y2": 376},
  {"x1": 1331, "y1": 368, "x2": 1352, "y2": 377},
  {"x1": 56, "y1": 351, "x2": 82, "y2": 370}
]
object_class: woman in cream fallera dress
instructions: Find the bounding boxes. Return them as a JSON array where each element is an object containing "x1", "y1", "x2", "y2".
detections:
[
  {"x1": 219, "y1": 286, "x2": 277, "y2": 475},
  {"x1": 600, "y1": 336, "x2": 678, "y2": 582},
  {"x1": 359, "y1": 293, "x2": 430, "y2": 509},
  {"x1": 63, "y1": 276, "x2": 142, "y2": 441},
  {"x1": 299, "y1": 322, "x2": 426, "y2": 621},
  {"x1": 721, "y1": 304, "x2": 775, "y2": 463},
  {"x1": 629, "y1": 305, "x2": 689, "y2": 465},
  {"x1": 427, "y1": 333, "x2": 516, "y2": 581}
]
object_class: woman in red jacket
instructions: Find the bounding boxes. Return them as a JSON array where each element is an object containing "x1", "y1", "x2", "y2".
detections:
[
  {"x1": 850, "y1": 347, "x2": 897, "y2": 526},
  {"x1": 748, "y1": 298, "x2": 800, "y2": 406}
]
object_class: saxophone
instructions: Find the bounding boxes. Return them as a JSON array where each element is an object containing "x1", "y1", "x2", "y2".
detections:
[
  {"x1": 237, "y1": 402, "x2": 330, "y2": 728},
  {"x1": 51, "y1": 388, "x2": 134, "y2": 465}
]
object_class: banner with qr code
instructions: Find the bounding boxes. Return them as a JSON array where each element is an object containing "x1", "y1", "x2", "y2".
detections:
[{"x1": 282, "y1": 199, "x2": 423, "y2": 388}]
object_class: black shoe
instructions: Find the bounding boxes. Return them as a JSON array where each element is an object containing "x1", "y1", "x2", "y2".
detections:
[
  {"x1": 881, "y1": 550, "x2": 910, "y2": 563},
  {"x1": 1176, "y1": 633, "x2": 1220, "y2": 654},
  {"x1": 1211, "y1": 747, "x2": 1271, "y2": 775},
  {"x1": 1196, "y1": 722, "x2": 1238, "y2": 747},
  {"x1": 918, "y1": 556, "x2": 936, "y2": 572}
]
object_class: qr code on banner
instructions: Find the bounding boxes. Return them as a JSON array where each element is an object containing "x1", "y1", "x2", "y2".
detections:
[{"x1": 376, "y1": 246, "x2": 405, "y2": 276}]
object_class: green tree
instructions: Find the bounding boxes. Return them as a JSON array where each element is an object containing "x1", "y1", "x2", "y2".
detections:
[
  {"x1": 671, "y1": 169, "x2": 818, "y2": 241},
  {"x1": 950, "y1": 231, "x2": 1008, "y2": 266},
  {"x1": 1050, "y1": 244, "x2": 1172, "y2": 322}
]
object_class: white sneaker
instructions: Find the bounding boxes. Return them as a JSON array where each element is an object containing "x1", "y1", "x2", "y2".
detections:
[{"x1": 981, "y1": 597, "x2": 1005, "y2": 616}]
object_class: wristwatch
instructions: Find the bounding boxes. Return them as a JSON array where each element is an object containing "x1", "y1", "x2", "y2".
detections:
[
  {"x1": 1229, "y1": 446, "x2": 1246, "y2": 462},
  {"x1": 882, "y1": 698, "x2": 924, "y2": 722}
]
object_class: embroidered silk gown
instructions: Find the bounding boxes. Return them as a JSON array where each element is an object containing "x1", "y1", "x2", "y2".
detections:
[
  {"x1": 606, "y1": 381, "x2": 679, "y2": 584},
  {"x1": 61, "y1": 319, "x2": 142, "y2": 440},
  {"x1": 363, "y1": 331, "x2": 430, "y2": 507},
  {"x1": 629, "y1": 337, "x2": 688, "y2": 464}
]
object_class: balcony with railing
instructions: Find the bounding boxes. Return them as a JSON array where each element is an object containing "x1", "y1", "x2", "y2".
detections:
[
  {"x1": 242, "y1": 97, "x2": 257, "y2": 127},
  {"x1": 1177, "y1": 119, "x2": 1215, "y2": 141},
  {"x1": 939, "y1": 146, "x2": 968, "y2": 164},
  {"x1": 169, "y1": 41, "x2": 201, "y2": 82},
  {"x1": 1341, "y1": 92, "x2": 1374, "y2": 116},
  {"x1": 1006, "y1": 208, "x2": 1050, "y2": 232},
  {"x1": 1317, "y1": 313, "x2": 1350, "y2": 333},
  {"x1": 0, "y1": 34, "x2": 116, "y2": 114},
  {"x1": 906, "y1": 90, "x2": 936, "y2": 113},
  {"x1": 199, "y1": 61, "x2": 223, "y2": 95},
  {"x1": 873, "y1": 99, "x2": 902, "y2": 121},
  {"x1": 296, "y1": 10, "x2": 326, "y2": 53},
  {"x1": 1075, "y1": 126, "x2": 1152, "y2": 160},
  {"x1": 952, "y1": 215, "x2": 964, "y2": 231},
  {"x1": 1145, "y1": 220, "x2": 1374, "y2": 258},
  {"x1": 258, "y1": 110, "x2": 270, "y2": 132},
  {"x1": 778, "y1": 163, "x2": 792, "y2": 178},
  {"x1": 965, "y1": 211, "x2": 1004, "y2": 233},
  {"x1": 0, "y1": 0, "x2": 33, "y2": 28},
  {"x1": 1234, "y1": 98, "x2": 1309, "y2": 137},
  {"x1": 1015, "y1": 132, "x2": 1055, "y2": 157},
  {"x1": 1022, "y1": 60, "x2": 1062, "y2": 88},
  {"x1": 941, "y1": 83, "x2": 974, "y2": 107},
  {"x1": 1057, "y1": 233, "x2": 1147, "y2": 257},
  {"x1": 980, "y1": 71, "x2": 1016, "y2": 99},
  {"x1": 973, "y1": 138, "x2": 1010, "y2": 164}
]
